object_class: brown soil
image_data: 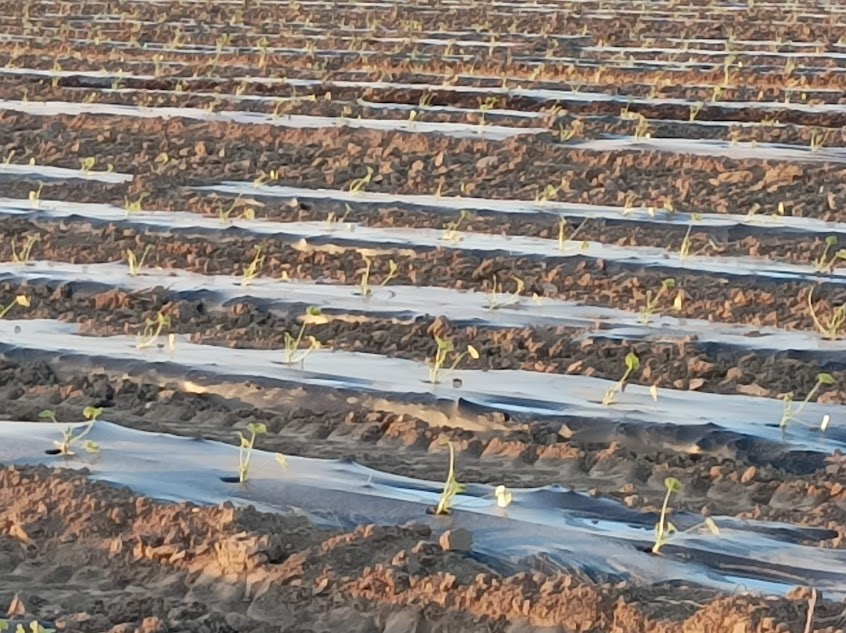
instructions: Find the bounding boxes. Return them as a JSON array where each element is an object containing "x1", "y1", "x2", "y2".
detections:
[
  {"x1": 3, "y1": 215, "x2": 846, "y2": 336},
  {"x1": 2, "y1": 110, "x2": 845, "y2": 224},
  {"x1": 1, "y1": 279, "x2": 845, "y2": 405},
  {"x1": 4, "y1": 465, "x2": 843, "y2": 633}
]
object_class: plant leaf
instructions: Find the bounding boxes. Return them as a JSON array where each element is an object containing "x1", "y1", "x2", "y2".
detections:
[
  {"x1": 817, "y1": 372, "x2": 835, "y2": 385},
  {"x1": 82, "y1": 406, "x2": 103, "y2": 421},
  {"x1": 664, "y1": 477, "x2": 683, "y2": 493},
  {"x1": 247, "y1": 422, "x2": 267, "y2": 435},
  {"x1": 625, "y1": 352, "x2": 640, "y2": 372},
  {"x1": 467, "y1": 345, "x2": 480, "y2": 360},
  {"x1": 704, "y1": 517, "x2": 720, "y2": 535}
]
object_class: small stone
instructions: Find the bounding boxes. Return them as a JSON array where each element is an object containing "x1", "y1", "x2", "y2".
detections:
[
  {"x1": 439, "y1": 529, "x2": 473, "y2": 552},
  {"x1": 741, "y1": 466, "x2": 757, "y2": 484}
]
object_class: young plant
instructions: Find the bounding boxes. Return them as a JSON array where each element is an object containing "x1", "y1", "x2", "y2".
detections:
[
  {"x1": 357, "y1": 254, "x2": 398, "y2": 297},
  {"x1": 486, "y1": 276, "x2": 525, "y2": 310},
  {"x1": 348, "y1": 167, "x2": 374, "y2": 195},
  {"x1": 678, "y1": 215, "x2": 715, "y2": 260},
  {"x1": 80, "y1": 156, "x2": 96, "y2": 174},
  {"x1": 219, "y1": 195, "x2": 256, "y2": 225},
  {"x1": 602, "y1": 352, "x2": 640, "y2": 406},
  {"x1": 427, "y1": 335, "x2": 479, "y2": 384},
  {"x1": 0, "y1": 295, "x2": 29, "y2": 319},
  {"x1": 807, "y1": 285, "x2": 846, "y2": 340},
  {"x1": 28, "y1": 182, "x2": 44, "y2": 207},
  {"x1": 326, "y1": 204, "x2": 353, "y2": 227},
  {"x1": 12, "y1": 235, "x2": 38, "y2": 264},
  {"x1": 241, "y1": 246, "x2": 266, "y2": 287},
  {"x1": 557, "y1": 217, "x2": 590, "y2": 252},
  {"x1": 125, "y1": 245, "x2": 153, "y2": 276},
  {"x1": 780, "y1": 372, "x2": 836, "y2": 430},
  {"x1": 652, "y1": 477, "x2": 719, "y2": 554},
  {"x1": 653, "y1": 477, "x2": 682, "y2": 554},
  {"x1": 434, "y1": 441, "x2": 466, "y2": 515},
  {"x1": 639, "y1": 278, "x2": 677, "y2": 325},
  {"x1": 633, "y1": 114, "x2": 651, "y2": 141},
  {"x1": 237, "y1": 422, "x2": 267, "y2": 484},
  {"x1": 283, "y1": 306, "x2": 324, "y2": 365},
  {"x1": 124, "y1": 192, "x2": 149, "y2": 216},
  {"x1": 41, "y1": 406, "x2": 102, "y2": 456},
  {"x1": 810, "y1": 128, "x2": 826, "y2": 152},
  {"x1": 440, "y1": 210, "x2": 472, "y2": 242},
  {"x1": 136, "y1": 312, "x2": 172, "y2": 349},
  {"x1": 814, "y1": 236, "x2": 846, "y2": 273}
]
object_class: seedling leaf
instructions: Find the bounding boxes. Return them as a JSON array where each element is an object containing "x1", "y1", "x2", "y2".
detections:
[
  {"x1": 665, "y1": 477, "x2": 683, "y2": 493},
  {"x1": 818, "y1": 373, "x2": 835, "y2": 385}
]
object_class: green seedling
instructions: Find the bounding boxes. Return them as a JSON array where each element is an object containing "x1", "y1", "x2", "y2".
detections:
[
  {"x1": 41, "y1": 407, "x2": 101, "y2": 456},
  {"x1": 633, "y1": 114, "x2": 651, "y2": 141},
  {"x1": 558, "y1": 119, "x2": 584, "y2": 141},
  {"x1": 678, "y1": 215, "x2": 717, "y2": 261},
  {"x1": 28, "y1": 182, "x2": 44, "y2": 207},
  {"x1": 136, "y1": 312, "x2": 172, "y2": 349},
  {"x1": 357, "y1": 255, "x2": 398, "y2": 297},
  {"x1": 237, "y1": 422, "x2": 266, "y2": 484},
  {"x1": 124, "y1": 192, "x2": 149, "y2": 216},
  {"x1": 435, "y1": 441, "x2": 466, "y2": 515},
  {"x1": 283, "y1": 306, "x2": 324, "y2": 365},
  {"x1": 219, "y1": 195, "x2": 256, "y2": 225},
  {"x1": 814, "y1": 236, "x2": 846, "y2": 273},
  {"x1": 486, "y1": 276, "x2": 525, "y2": 310},
  {"x1": 652, "y1": 477, "x2": 719, "y2": 554},
  {"x1": 12, "y1": 235, "x2": 38, "y2": 264},
  {"x1": 557, "y1": 217, "x2": 590, "y2": 252},
  {"x1": 780, "y1": 372, "x2": 836, "y2": 430},
  {"x1": 80, "y1": 156, "x2": 96, "y2": 174},
  {"x1": 810, "y1": 128, "x2": 826, "y2": 152},
  {"x1": 326, "y1": 204, "x2": 353, "y2": 227},
  {"x1": 639, "y1": 278, "x2": 677, "y2": 325},
  {"x1": 125, "y1": 245, "x2": 153, "y2": 276},
  {"x1": 535, "y1": 183, "x2": 559, "y2": 204},
  {"x1": 0, "y1": 295, "x2": 29, "y2": 319},
  {"x1": 602, "y1": 352, "x2": 640, "y2": 406},
  {"x1": 807, "y1": 285, "x2": 846, "y2": 340},
  {"x1": 688, "y1": 102, "x2": 704, "y2": 122},
  {"x1": 653, "y1": 477, "x2": 682, "y2": 553},
  {"x1": 241, "y1": 246, "x2": 266, "y2": 287},
  {"x1": 441, "y1": 210, "x2": 472, "y2": 242},
  {"x1": 427, "y1": 335, "x2": 479, "y2": 384},
  {"x1": 348, "y1": 166, "x2": 374, "y2": 195}
]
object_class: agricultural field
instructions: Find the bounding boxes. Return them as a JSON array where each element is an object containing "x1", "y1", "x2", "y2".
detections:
[{"x1": 3, "y1": 0, "x2": 846, "y2": 630}]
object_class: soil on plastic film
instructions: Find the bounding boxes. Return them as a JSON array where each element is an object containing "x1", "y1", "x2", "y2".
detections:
[
  {"x1": 3, "y1": 112, "x2": 846, "y2": 224},
  {"x1": 3, "y1": 465, "x2": 841, "y2": 633},
  {"x1": 4, "y1": 0, "x2": 846, "y2": 629},
  {"x1": 3, "y1": 215, "x2": 846, "y2": 336}
]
